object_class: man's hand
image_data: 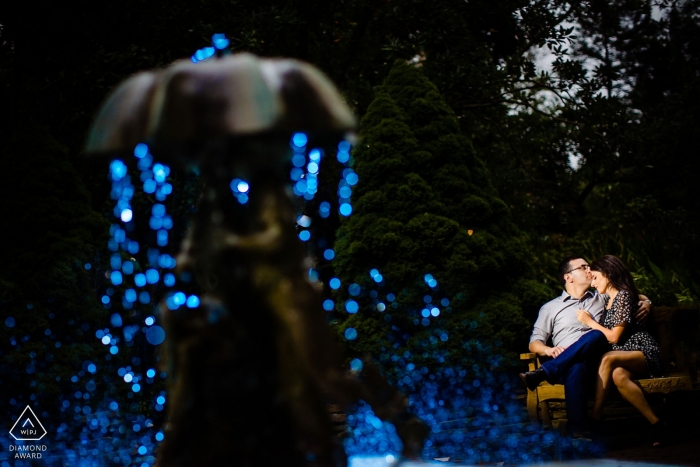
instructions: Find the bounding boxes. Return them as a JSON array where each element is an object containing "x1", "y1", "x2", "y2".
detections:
[
  {"x1": 545, "y1": 346, "x2": 566, "y2": 358},
  {"x1": 576, "y1": 309, "x2": 594, "y2": 327},
  {"x1": 635, "y1": 297, "x2": 652, "y2": 324}
]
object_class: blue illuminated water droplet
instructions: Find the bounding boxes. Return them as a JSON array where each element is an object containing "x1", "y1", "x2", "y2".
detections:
[
  {"x1": 139, "y1": 291, "x2": 151, "y2": 304},
  {"x1": 431, "y1": 307, "x2": 440, "y2": 317},
  {"x1": 5, "y1": 317, "x2": 15, "y2": 328},
  {"x1": 387, "y1": 293, "x2": 395, "y2": 302},
  {"x1": 292, "y1": 154, "x2": 306, "y2": 168},
  {"x1": 307, "y1": 162, "x2": 319, "y2": 174},
  {"x1": 111, "y1": 271, "x2": 123, "y2": 286},
  {"x1": 87, "y1": 364, "x2": 97, "y2": 373},
  {"x1": 145, "y1": 316, "x2": 155, "y2": 326},
  {"x1": 164, "y1": 273, "x2": 176, "y2": 287},
  {"x1": 122, "y1": 261, "x2": 134, "y2": 275},
  {"x1": 329, "y1": 278, "x2": 341, "y2": 290},
  {"x1": 186, "y1": 295, "x2": 200, "y2": 308},
  {"x1": 339, "y1": 203, "x2": 352, "y2": 216},
  {"x1": 125, "y1": 289, "x2": 137, "y2": 303},
  {"x1": 101, "y1": 295, "x2": 110, "y2": 304},
  {"x1": 298, "y1": 231, "x2": 311, "y2": 241},
  {"x1": 152, "y1": 204, "x2": 166, "y2": 218},
  {"x1": 138, "y1": 446, "x2": 147, "y2": 455},
  {"x1": 337, "y1": 151, "x2": 350, "y2": 163},
  {"x1": 237, "y1": 181, "x2": 249, "y2": 193},
  {"x1": 120, "y1": 209, "x2": 133, "y2": 222},
  {"x1": 344, "y1": 327, "x2": 357, "y2": 340},
  {"x1": 348, "y1": 284, "x2": 361, "y2": 296},
  {"x1": 421, "y1": 308, "x2": 430, "y2": 318},
  {"x1": 132, "y1": 383, "x2": 141, "y2": 393},
  {"x1": 110, "y1": 160, "x2": 127, "y2": 181},
  {"x1": 309, "y1": 149, "x2": 322, "y2": 161},
  {"x1": 424, "y1": 274, "x2": 434, "y2": 283},
  {"x1": 110, "y1": 313, "x2": 123, "y2": 327},
  {"x1": 128, "y1": 241, "x2": 140, "y2": 254},
  {"x1": 345, "y1": 300, "x2": 359, "y2": 313},
  {"x1": 146, "y1": 269, "x2": 159, "y2": 284},
  {"x1": 345, "y1": 173, "x2": 359, "y2": 186},
  {"x1": 134, "y1": 273, "x2": 146, "y2": 287},
  {"x1": 441, "y1": 298, "x2": 450, "y2": 306},
  {"x1": 144, "y1": 179, "x2": 156, "y2": 193},
  {"x1": 297, "y1": 215, "x2": 312, "y2": 227},
  {"x1": 373, "y1": 274, "x2": 383, "y2": 283},
  {"x1": 155, "y1": 432, "x2": 164, "y2": 441},
  {"x1": 173, "y1": 292, "x2": 186, "y2": 305},
  {"x1": 212, "y1": 33, "x2": 230, "y2": 49},
  {"x1": 377, "y1": 303, "x2": 386, "y2": 312},
  {"x1": 338, "y1": 141, "x2": 351, "y2": 152},
  {"x1": 110, "y1": 346, "x2": 118, "y2": 355},
  {"x1": 323, "y1": 299, "x2": 334, "y2": 311},
  {"x1": 292, "y1": 132, "x2": 308, "y2": 147},
  {"x1": 147, "y1": 369, "x2": 156, "y2": 378},
  {"x1": 134, "y1": 143, "x2": 148, "y2": 159},
  {"x1": 323, "y1": 249, "x2": 335, "y2": 260},
  {"x1": 290, "y1": 167, "x2": 304, "y2": 181},
  {"x1": 146, "y1": 326, "x2": 166, "y2": 345},
  {"x1": 295, "y1": 179, "x2": 308, "y2": 193},
  {"x1": 350, "y1": 358, "x2": 363, "y2": 371}
]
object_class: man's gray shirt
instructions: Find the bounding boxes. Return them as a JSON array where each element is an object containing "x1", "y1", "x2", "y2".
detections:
[{"x1": 529, "y1": 289, "x2": 607, "y2": 349}]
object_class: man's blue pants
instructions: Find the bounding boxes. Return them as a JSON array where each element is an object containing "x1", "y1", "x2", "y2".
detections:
[{"x1": 539, "y1": 330, "x2": 610, "y2": 431}]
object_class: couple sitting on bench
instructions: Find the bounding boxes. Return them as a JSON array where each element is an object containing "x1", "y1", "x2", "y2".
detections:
[{"x1": 520, "y1": 255, "x2": 666, "y2": 445}]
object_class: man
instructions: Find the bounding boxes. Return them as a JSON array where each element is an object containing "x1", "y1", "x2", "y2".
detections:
[{"x1": 520, "y1": 256, "x2": 652, "y2": 435}]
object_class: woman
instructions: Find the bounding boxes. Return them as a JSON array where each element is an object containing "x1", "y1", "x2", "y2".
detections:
[{"x1": 575, "y1": 255, "x2": 666, "y2": 445}]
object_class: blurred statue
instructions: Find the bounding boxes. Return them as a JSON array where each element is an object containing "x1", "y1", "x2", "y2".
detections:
[{"x1": 86, "y1": 52, "x2": 426, "y2": 466}]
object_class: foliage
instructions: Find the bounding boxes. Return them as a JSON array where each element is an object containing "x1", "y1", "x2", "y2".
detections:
[{"x1": 332, "y1": 61, "x2": 551, "y2": 377}]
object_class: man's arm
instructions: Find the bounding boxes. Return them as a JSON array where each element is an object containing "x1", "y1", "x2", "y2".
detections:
[
  {"x1": 529, "y1": 340, "x2": 566, "y2": 358},
  {"x1": 635, "y1": 294, "x2": 652, "y2": 323}
]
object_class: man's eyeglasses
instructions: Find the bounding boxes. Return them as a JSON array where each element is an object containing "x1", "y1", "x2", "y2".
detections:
[{"x1": 566, "y1": 264, "x2": 590, "y2": 274}]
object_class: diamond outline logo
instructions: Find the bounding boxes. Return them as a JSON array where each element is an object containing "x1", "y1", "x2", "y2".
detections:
[{"x1": 9, "y1": 406, "x2": 47, "y2": 441}]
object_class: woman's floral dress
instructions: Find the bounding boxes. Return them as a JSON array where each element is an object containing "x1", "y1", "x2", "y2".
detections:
[{"x1": 604, "y1": 290, "x2": 664, "y2": 377}]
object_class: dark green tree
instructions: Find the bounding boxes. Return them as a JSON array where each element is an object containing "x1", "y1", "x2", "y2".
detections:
[{"x1": 331, "y1": 61, "x2": 550, "y2": 374}]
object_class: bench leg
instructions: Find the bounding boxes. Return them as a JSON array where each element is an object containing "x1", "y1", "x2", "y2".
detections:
[
  {"x1": 526, "y1": 388, "x2": 539, "y2": 423},
  {"x1": 540, "y1": 401, "x2": 552, "y2": 427}
]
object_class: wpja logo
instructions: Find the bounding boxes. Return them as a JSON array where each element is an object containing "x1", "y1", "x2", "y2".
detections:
[{"x1": 8, "y1": 405, "x2": 48, "y2": 459}]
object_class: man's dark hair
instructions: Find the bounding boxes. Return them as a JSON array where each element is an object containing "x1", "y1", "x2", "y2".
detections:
[
  {"x1": 558, "y1": 255, "x2": 584, "y2": 286},
  {"x1": 590, "y1": 255, "x2": 640, "y2": 303}
]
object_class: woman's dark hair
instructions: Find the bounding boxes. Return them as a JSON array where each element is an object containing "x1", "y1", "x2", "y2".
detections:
[{"x1": 590, "y1": 255, "x2": 639, "y2": 302}]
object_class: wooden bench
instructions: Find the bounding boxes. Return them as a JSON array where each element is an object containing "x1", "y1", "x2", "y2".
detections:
[{"x1": 521, "y1": 306, "x2": 699, "y2": 427}]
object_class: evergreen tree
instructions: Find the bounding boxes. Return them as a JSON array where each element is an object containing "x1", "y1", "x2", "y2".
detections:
[{"x1": 332, "y1": 61, "x2": 550, "y2": 375}]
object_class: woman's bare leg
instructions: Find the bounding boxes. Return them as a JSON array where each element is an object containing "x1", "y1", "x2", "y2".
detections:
[
  {"x1": 591, "y1": 352, "x2": 617, "y2": 420},
  {"x1": 611, "y1": 360, "x2": 659, "y2": 424}
]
